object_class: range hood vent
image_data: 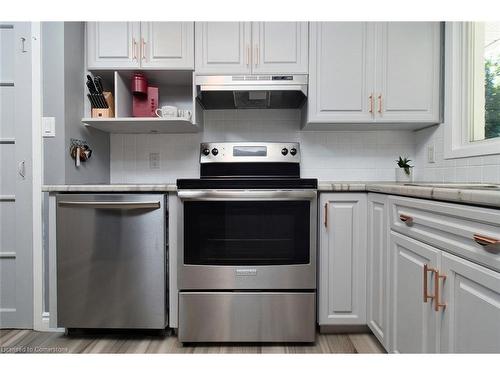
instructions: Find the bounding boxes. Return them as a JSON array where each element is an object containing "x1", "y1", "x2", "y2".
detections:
[{"x1": 196, "y1": 75, "x2": 308, "y2": 110}]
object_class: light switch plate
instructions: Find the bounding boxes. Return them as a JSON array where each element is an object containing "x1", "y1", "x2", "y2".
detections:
[
  {"x1": 42, "y1": 117, "x2": 55, "y2": 137},
  {"x1": 427, "y1": 144, "x2": 435, "y2": 163},
  {"x1": 149, "y1": 152, "x2": 160, "y2": 169}
]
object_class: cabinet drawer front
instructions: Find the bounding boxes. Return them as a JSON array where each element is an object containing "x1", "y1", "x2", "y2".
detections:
[{"x1": 389, "y1": 196, "x2": 500, "y2": 272}]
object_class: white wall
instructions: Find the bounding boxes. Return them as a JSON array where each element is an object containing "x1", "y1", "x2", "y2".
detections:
[
  {"x1": 414, "y1": 124, "x2": 500, "y2": 183},
  {"x1": 110, "y1": 109, "x2": 416, "y2": 183}
]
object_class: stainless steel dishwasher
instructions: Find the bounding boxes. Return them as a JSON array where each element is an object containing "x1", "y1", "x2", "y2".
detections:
[{"x1": 56, "y1": 194, "x2": 167, "y2": 329}]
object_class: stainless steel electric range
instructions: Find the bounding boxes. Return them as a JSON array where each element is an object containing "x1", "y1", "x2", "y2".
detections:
[{"x1": 176, "y1": 142, "x2": 317, "y2": 343}]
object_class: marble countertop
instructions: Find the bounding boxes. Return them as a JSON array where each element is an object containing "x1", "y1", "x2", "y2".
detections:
[{"x1": 42, "y1": 182, "x2": 500, "y2": 208}]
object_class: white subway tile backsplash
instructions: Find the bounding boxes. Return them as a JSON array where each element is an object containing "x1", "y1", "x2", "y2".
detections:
[{"x1": 110, "y1": 109, "x2": 417, "y2": 183}]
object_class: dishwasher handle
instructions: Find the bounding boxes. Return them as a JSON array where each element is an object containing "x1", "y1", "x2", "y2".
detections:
[{"x1": 57, "y1": 201, "x2": 161, "y2": 209}]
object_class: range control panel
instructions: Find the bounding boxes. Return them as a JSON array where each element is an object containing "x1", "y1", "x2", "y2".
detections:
[{"x1": 200, "y1": 142, "x2": 301, "y2": 163}]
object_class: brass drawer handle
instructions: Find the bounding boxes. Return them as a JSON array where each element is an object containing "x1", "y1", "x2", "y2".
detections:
[
  {"x1": 473, "y1": 234, "x2": 500, "y2": 247},
  {"x1": 399, "y1": 214, "x2": 413, "y2": 225},
  {"x1": 423, "y1": 264, "x2": 436, "y2": 303},
  {"x1": 369, "y1": 94, "x2": 373, "y2": 113},
  {"x1": 324, "y1": 203, "x2": 328, "y2": 228},
  {"x1": 377, "y1": 94, "x2": 382, "y2": 114},
  {"x1": 434, "y1": 271, "x2": 447, "y2": 312}
]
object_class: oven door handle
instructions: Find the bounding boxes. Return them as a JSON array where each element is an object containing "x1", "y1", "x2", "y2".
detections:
[{"x1": 177, "y1": 190, "x2": 317, "y2": 201}]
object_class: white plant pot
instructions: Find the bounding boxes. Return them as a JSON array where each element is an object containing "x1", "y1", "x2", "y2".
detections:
[{"x1": 395, "y1": 168, "x2": 413, "y2": 183}]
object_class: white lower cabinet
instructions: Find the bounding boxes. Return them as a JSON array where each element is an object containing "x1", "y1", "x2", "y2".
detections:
[
  {"x1": 389, "y1": 231, "x2": 440, "y2": 353},
  {"x1": 366, "y1": 193, "x2": 389, "y2": 349},
  {"x1": 440, "y1": 252, "x2": 500, "y2": 353},
  {"x1": 318, "y1": 193, "x2": 367, "y2": 326}
]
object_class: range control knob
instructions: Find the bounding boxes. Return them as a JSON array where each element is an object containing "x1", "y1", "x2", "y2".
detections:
[
  {"x1": 202, "y1": 148, "x2": 210, "y2": 156},
  {"x1": 290, "y1": 148, "x2": 297, "y2": 156},
  {"x1": 281, "y1": 148, "x2": 288, "y2": 156},
  {"x1": 211, "y1": 148, "x2": 219, "y2": 156}
]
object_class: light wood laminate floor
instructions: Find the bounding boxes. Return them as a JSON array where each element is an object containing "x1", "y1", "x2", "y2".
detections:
[{"x1": 0, "y1": 329, "x2": 385, "y2": 354}]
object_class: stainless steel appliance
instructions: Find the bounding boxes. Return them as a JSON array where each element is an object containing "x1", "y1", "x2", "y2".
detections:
[
  {"x1": 177, "y1": 142, "x2": 317, "y2": 342},
  {"x1": 56, "y1": 194, "x2": 167, "y2": 329},
  {"x1": 195, "y1": 75, "x2": 307, "y2": 109}
]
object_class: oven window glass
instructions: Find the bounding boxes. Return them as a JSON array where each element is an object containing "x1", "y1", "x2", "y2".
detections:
[{"x1": 184, "y1": 201, "x2": 310, "y2": 265}]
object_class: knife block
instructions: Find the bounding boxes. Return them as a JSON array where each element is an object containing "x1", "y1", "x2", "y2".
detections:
[{"x1": 91, "y1": 92, "x2": 115, "y2": 118}]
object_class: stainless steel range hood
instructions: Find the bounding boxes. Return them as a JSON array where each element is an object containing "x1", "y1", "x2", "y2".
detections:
[{"x1": 195, "y1": 75, "x2": 308, "y2": 110}]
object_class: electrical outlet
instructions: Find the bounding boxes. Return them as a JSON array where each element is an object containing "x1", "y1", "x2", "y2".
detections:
[
  {"x1": 427, "y1": 144, "x2": 435, "y2": 163},
  {"x1": 149, "y1": 152, "x2": 160, "y2": 169}
]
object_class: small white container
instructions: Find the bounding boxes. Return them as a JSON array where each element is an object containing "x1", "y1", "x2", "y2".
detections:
[{"x1": 396, "y1": 167, "x2": 413, "y2": 183}]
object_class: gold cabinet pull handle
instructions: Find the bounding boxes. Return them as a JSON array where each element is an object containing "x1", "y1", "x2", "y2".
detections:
[
  {"x1": 246, "y1": 45, "x2": 250, "y2": 67},
  {"x1": 423, "y1": 264, "x2": 436, "y2": 303},
  {"x1": 324, "y1": 203, "x2": 328, "y2": 228},
  {"x1": 434, "y1": 271, "x2": 447, "y2": 312},
  {"x1": 254, "y1": 44, "x2": 259, "y2": 66},
  {"x1": 377, "y1": 94, "x2": 382, "y2": 114},
  {"x1": 369, "y1": 94, "x2": 374, "y2": 113},
  {"x1": 399, "y1": 214, "x2": 413, "y2": 225},
  {"x1": 132, "y1": 38, "x2": 137, "y2": 60},
  {"x1": 473, "y1": 234, "x2": 500, "y2": 247},
  {"x1": 141, "y1": 38, "x2": 146, "y2": 60}
]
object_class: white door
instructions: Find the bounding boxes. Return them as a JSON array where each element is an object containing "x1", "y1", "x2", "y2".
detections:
[
  {"x1": 86, "y1": 22, "x2": 140, "y2": 69},
  {"x1": 375, "y1": 22, "x2": 441, "y2": 123},
  {"x1": 308, "y1": 22, "x2": 376, "y2": 123},
  {"x1": 0, "y1": 22, "x2": 33, "y2": 328},
  {"x1": 251, "y1": 22, "x2": 308, "y2": 74},
  {"x1": 367, "y1": 193, "x2": 389, "y2": 349},
  {"x1": 390, "y1": 232, "x2": 440, "y2": 353},
  {"x1": 440, "y1": 252, "x2": 500, "y2": 353},
  {"x1": 318, "y1": 193, "x2": 367, "y2": 325},
  {"x1": 140, "y1": 22, "x2": 194, "y2": 69},
  {"x1": 195, "y1": 22, "x2": 252, "y2": 74}
]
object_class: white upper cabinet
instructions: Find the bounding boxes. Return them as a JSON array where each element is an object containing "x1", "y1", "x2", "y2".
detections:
[
  {"x1": 140, "y1": 22, "x2": 194, "y2": 69},
  {"x1": 305, "y1": 22, "x2": 442, "y2": 127},
  {"x1": 251, "y1": 22, "x2": 308, "y2": 74},
  {"x1": 318, "y1": 193, "x2": 367, "y2": 326},
  {"x1": 195, "y1": 22, "x2": 308, "y2": 75},
  {"x1": 87, "y1": 22, "x2": 140, "y2": 69},
  {"x1": 195, "y1": 22, "x2": 252, "y2": 74},
  {"x1": 308, "y1": 22, "x2": 375, "y2": 123},
  {"x1": 87, "y1": 22, "x2": 194, "y2": 70},
  {"x1": 440, "y1": 252, "x2": 500, "y2": 353},
  {"x1": 376, "y1": 22, "x2": 441, "y2": 123}
]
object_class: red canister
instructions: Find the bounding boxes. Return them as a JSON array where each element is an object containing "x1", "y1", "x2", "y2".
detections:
[{"x1": 131, "y1": 73, "x2": 148, "y2": 95}]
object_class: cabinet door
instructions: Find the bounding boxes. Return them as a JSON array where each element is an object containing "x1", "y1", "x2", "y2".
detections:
[
  {"x1": 440, "y1": 252, "x2": 500, "y2": 353},
  {"x1": 318, "y1": 193, "x2": 367, "y2": 326},
  {"x1": 140, "y1": 22, "x2": 194, "y2": 69},
  {"x1": 251, "y1": 22, "x2": 308, "y2": 74},
  {"x1": 308, "y1": 22, "x2": 376, "y2": 124},
  {"x1": 375, "y1": 22, "x2": 441, "y2": 123},
  {"x1": 87, "y1": 22, "x2": 140, "y2": 69},
  {"x1": 195, "y1": 22, "x2": 252, "y2": 74},
  {"x1": 390, "y1": 232, "x2": 440, "y2": 353},
  {"x1": 367, "y1": 194, "x2": 389, "y2": 349}
]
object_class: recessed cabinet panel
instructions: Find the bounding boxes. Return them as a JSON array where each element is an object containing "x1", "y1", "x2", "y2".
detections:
[
  {"x1": 319, "y1": 193, "x2": 367, "y2": 326},
  {"x1": 390, "y1": 232, "x2": 440, "y2": 353},
  {"x1": 308, "y1": 22, "x2": 375, "y2": 123},
  {"x1": 141, "y1": 22, "x2": 194, "y2": 69},
  {"x1": 440, "y1": 252, "x2": 500, "y2": 353},
  {"x1": 87, "y1": 22, "x2": 140, "y2": 69},
  {"x1": 252, "y1": 22, "x2": 308, "y2": 74},
  {"x1": 195, "y1": 22, "x2": 251, "y2": 74},
  {"x1": 367, "y1": 194, "x2": 389, "y2": 350},
  {"x1": 377, "y1": 22, "x2": 441, "y2": 122}
]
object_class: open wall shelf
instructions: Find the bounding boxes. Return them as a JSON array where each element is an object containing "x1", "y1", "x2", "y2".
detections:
[
  {"x1": 83, "y1": 70, "x2": 202, "y2": 134},
  {"x1": 82, "y1": 117, "x2": 200, "y2": 134}
]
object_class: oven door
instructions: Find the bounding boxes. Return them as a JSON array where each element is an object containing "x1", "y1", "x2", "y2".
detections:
[{"x1": 177, "y1": 189, "x2": 317, "y2": 290}]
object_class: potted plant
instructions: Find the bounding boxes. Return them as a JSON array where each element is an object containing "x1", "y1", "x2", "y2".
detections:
[{"x1": 396, "y1": 156, "x2": 413, "y2": 182}]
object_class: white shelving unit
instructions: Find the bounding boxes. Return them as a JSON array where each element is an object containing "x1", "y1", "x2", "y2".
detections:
[
  {"x1": 83, "y1": 70, "x2": 202, "y2": 134},
  {"x1": 82, "y1": 117, "x2": 199, "y2": 134}
]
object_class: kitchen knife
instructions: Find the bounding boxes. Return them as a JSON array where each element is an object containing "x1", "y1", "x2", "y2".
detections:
[
  {"x1": 87, "y1": 93, "x2": 98, "y2": 108},
  {"x1": 94, "y1": 76, "x2": 104, "y2": 94}
]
